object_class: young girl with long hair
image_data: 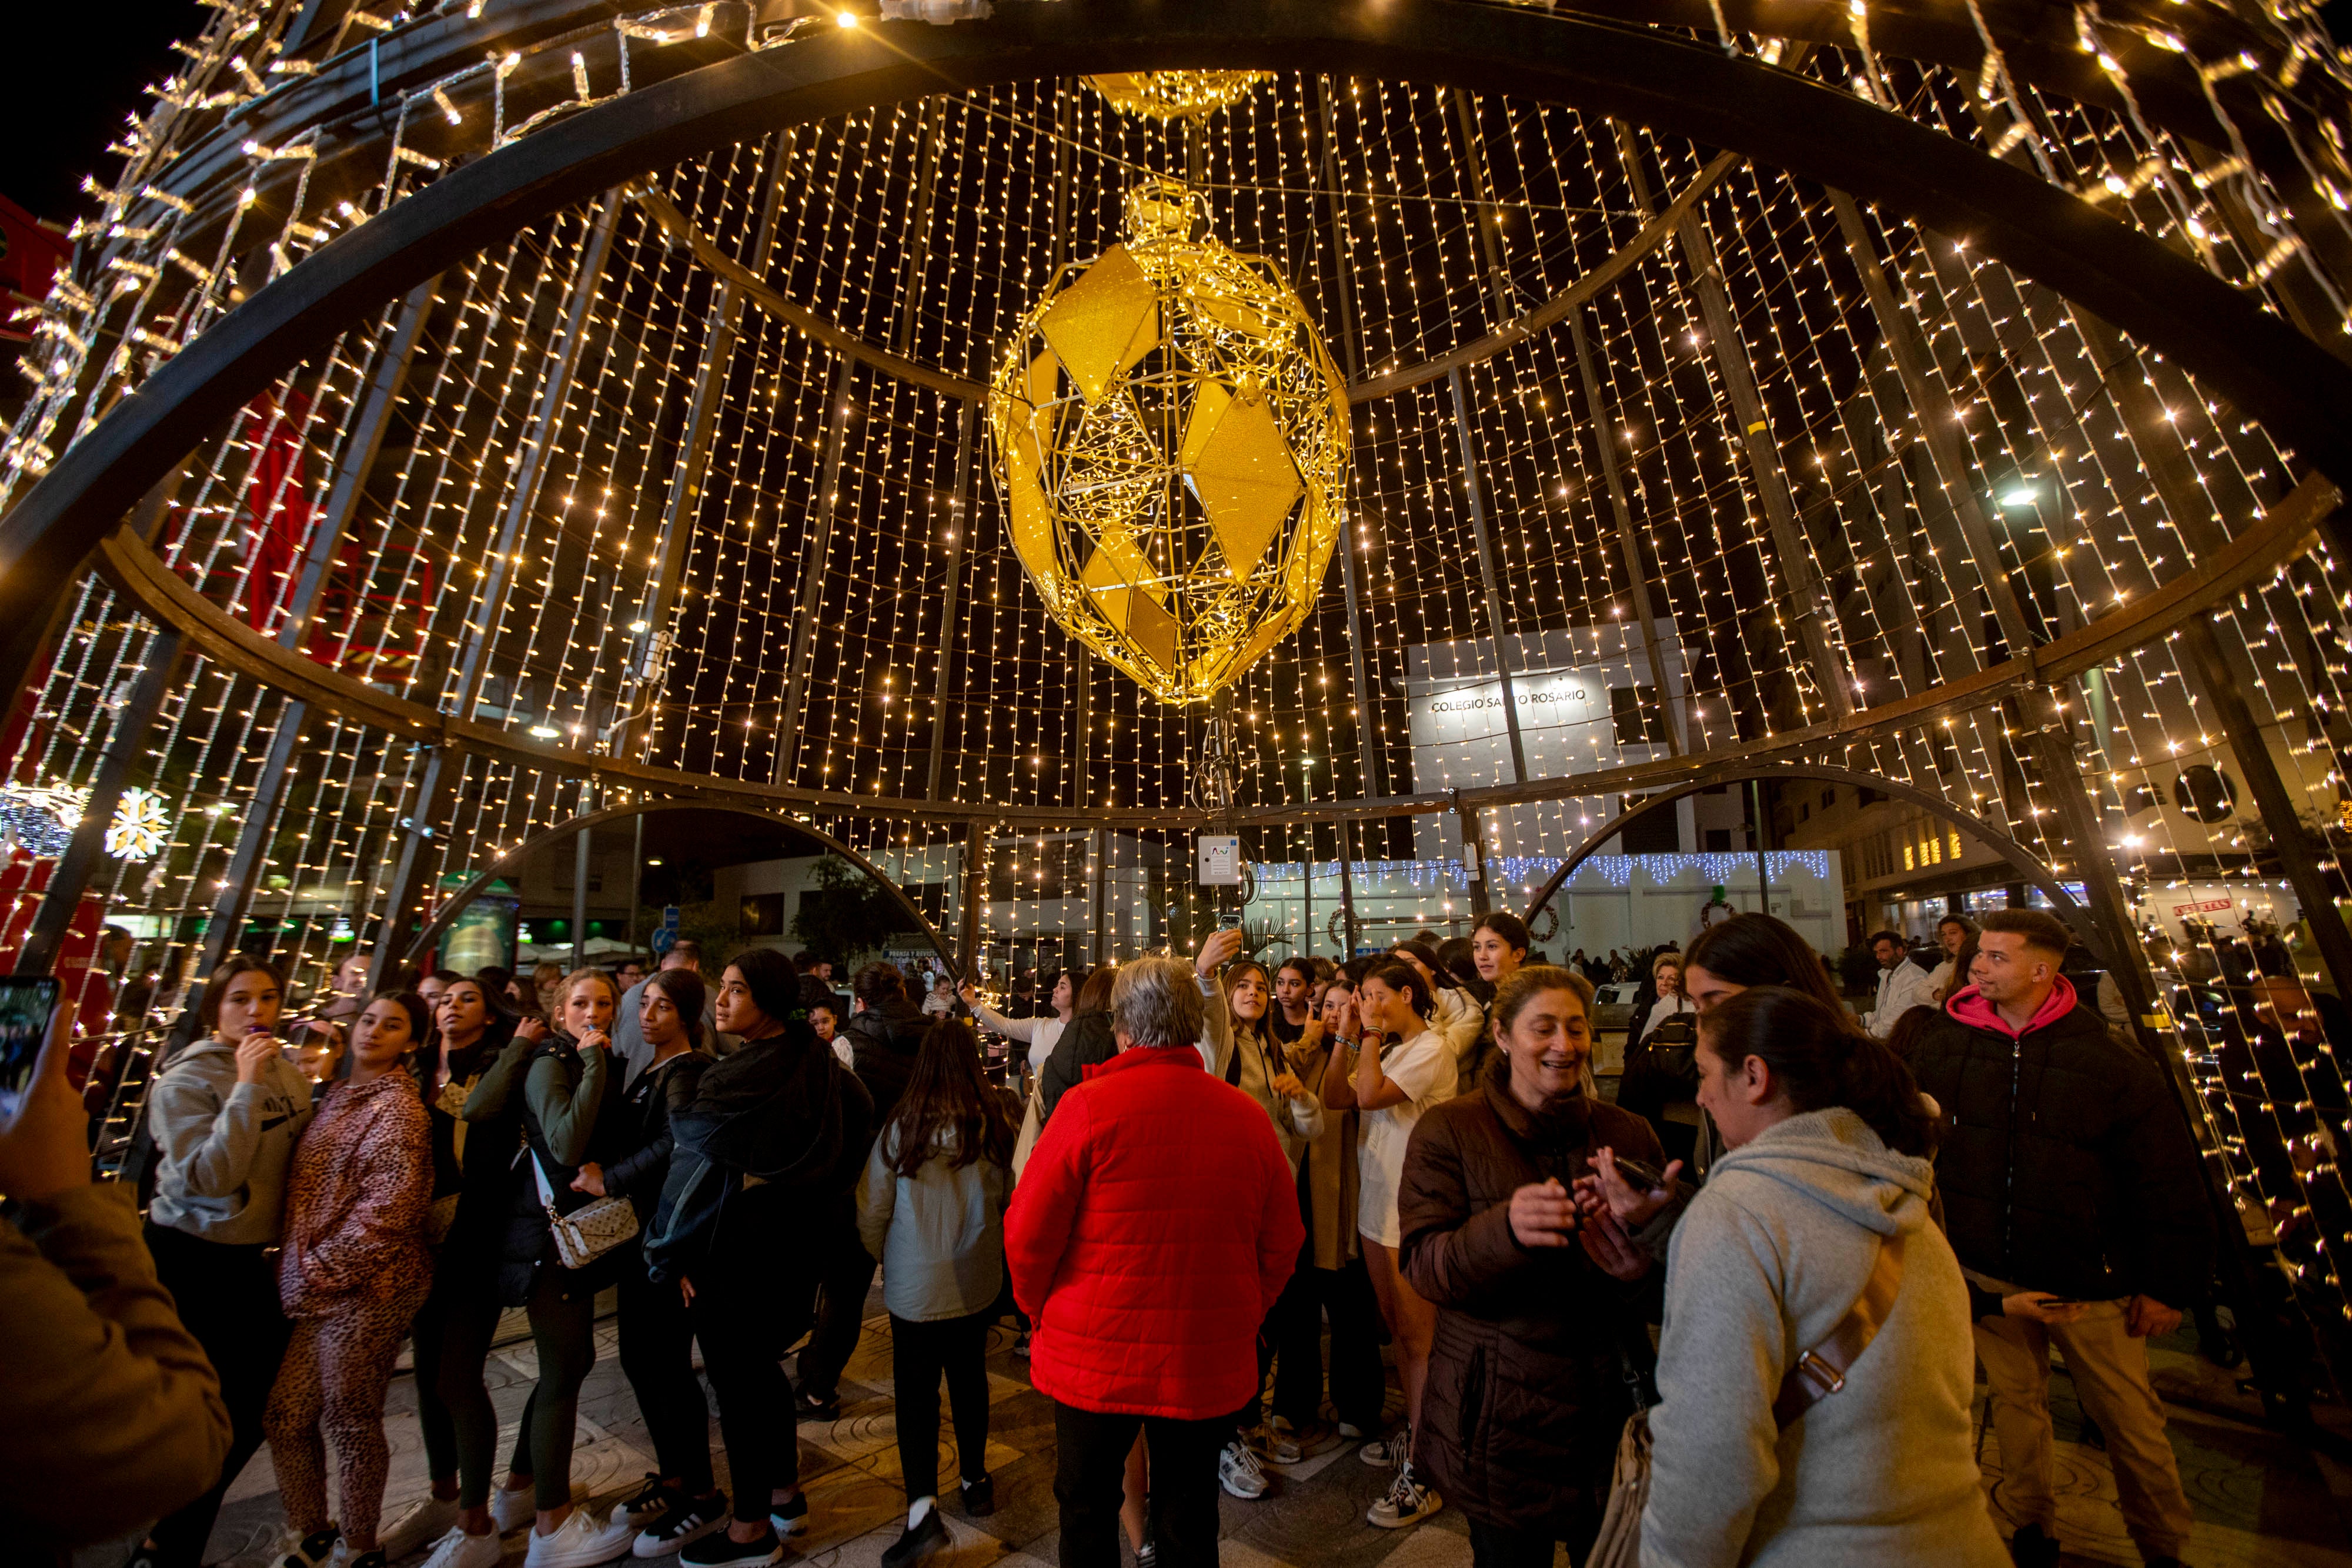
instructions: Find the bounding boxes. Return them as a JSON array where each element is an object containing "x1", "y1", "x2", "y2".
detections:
[
  {"x1": 1321, "y1": 958, "x2": 1457, "y2": 1530},
  {"x1": 396, "y1": 977, "x2": 521, "y2": 1568},
  {"x1": 463, "y1": 968, "x2": 634, "y2": 1568},
  {"x1": 857, "y1": 1018, "x2": 1016, "y2": 1567},
  {"x1": 263, "y1": 992, "x2": 435, "y2": 1568},
  {"x1": 589, "y1": 969, "x2": 723, "y2": 1556},
  {"x1": 132, "y1": 957, "x2": 315, "y2": 1568}
]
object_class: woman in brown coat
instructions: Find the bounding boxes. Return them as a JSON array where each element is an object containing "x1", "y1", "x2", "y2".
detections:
[{"x1": 1398, "y1": 965, "x2": 1661, "y2": 1568}]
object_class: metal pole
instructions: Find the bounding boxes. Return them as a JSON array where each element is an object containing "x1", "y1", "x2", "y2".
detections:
[
  {"x1": 1749, "y1": 778, "x2": 1771, "y2": 915},
  {"x1": 571, "y1": 819, "x2": 592, "y2": 972},
  {"x1": 628, "y1": 808, "x2": 644, "y2": 956},
  {"x1": 1456, "y1": 793, "x2": 1491, "y2": 920},
  {"x1": 1448, "y1": 366, "x2": 1526, "y2": 784},
  {"x1": 1090, "y1": 825, "x2": 1107, "y2": 965},
  {"x1": 926, "y1": 400, "x2": 978, "y2": 800},
  {"x1": 776, "y1": 357, "x2": 858, "y2": 786},
  {"x1": 1336, "y1": 818, "x2": 1361, "y2": 956},
  {"x1": 1569, "y1": 309, "x2": 1686, "y2": 754},
  {"x1": 958, "y1": 821, "x2": 990, "y2": 982},
  {"x1": 14, "y1": 627, "x2": 183, "y2": 977}
]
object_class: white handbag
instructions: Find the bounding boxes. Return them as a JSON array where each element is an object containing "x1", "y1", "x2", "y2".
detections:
[
  {"x1": 1582, "y1": 1409, "x2": 1650, "y2": 1568},
  {"x1": 530, "y1": 1148, "x2": 639, "y2": 1270},
  {"x1": 1010, "y1": 1081, "x2": 1044, "y2": 1181}
]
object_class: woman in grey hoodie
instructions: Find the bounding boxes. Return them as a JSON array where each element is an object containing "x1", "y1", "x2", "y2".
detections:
[
  {"x1": 1641, "y1": 987, "x2": 2006, "y2": 1568},
  {"x1": 134, "y1": 956, "x2": 317, "y2": 1568}
]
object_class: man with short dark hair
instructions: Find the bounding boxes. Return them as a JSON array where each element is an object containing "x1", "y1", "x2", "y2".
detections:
[
  {"x1": 1008, "y1": 956, "x2": 1302, "y2": 1568},
  {"x1": 613, "y1": 941, "x2": 721, "y2": 1082},
  {"x1": 614, "y1": 958, "x2": 646, "y2": 992},
  {"x1": 1909, "y1": 908, "x2": 2211, "y2": 1568},
  {"x1": 1860, "y1": 928, "x2": 1935, "y2": 1039}
]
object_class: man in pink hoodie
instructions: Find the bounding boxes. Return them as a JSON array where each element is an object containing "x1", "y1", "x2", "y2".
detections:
[{"x1": 1906, "y1": 909, "x2": 2210, "y2": 1568}]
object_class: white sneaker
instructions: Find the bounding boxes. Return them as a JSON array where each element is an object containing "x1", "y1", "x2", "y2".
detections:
[
  {"x1": 1357, "y1": 1424, "x2": 1411, "y2": 1468},
  {"x1": 493, "y1": 1483, "x2": 540, "y2": 1533},
  {"x1": 1247, "y1": 1423, "x2": 1303, "y2": 1465},
  {"x1": 380, "y1": 1495, "x2": 463, "y2": 1559},
  {"x1": 1337, "y1": 1421, "x2": 1367, "y2": 1440},
  {"x1": 524, "y1": 1509, "x2": 638, "y2": 1568},
  {"x1": 1217, "y1": 1439, "x2": 1268, "y2": 1500},
  {"x1": 1367, "y1": 1464, "x2": 1442, "y2": 1529},
  {"x1": 419, "y1": 1527, "x2": 504, "y2": 1568}
]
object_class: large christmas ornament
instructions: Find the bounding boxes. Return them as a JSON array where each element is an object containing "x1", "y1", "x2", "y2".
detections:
[
  {"x1": 988, "y1": 179, "x2": 1350, "y2": 704},
  {"x1": 1085, "y1": 72, "x2": 1271, "y2": 119}
]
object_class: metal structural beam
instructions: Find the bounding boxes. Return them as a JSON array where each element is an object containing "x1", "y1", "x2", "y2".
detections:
[
  {"x1": 1570, "y1": 306, "x2": 1685, "y2": 756},
  {"x1": 1614, "y1": 123, "x2": 1852, "y2": 724},
  {"x1": 1448, "y1": 366, "x2": 1526, "y2": 785},
  {"x1": 776, "y1": 356, "x2": 858, "y2": 787},
  {"x1": 14, "y1": 627, "x2": 183, "y2": 978},
  {"x1": 570, "y1": 817, "x2": 592, "y2": 971},
  {"x1": 625, "y1": 133, "x2": 791, "y2": 763},
  {"x1": 958, "y1": 822, "x2": 990, "y2": 981},
  {"x1": 198, "y1": 276, "x2": 439, "y2": 983}
]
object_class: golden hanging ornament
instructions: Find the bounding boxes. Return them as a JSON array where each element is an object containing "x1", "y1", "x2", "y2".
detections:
[
  {"x1": 988, "y1": 178, "x2": 1351, "y2": 704},
  {"x1": 1084, "y1": 71, "x2": 1272, "y2": 119}
]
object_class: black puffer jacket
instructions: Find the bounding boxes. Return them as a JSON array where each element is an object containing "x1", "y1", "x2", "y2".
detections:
[
  {"x1": 1037, "y1": 1008, "x2": 1117, "y2": 1126},
  {"x1": 1399, "y1": 1058, "x2": 1663, "y2": 1537},
  {"x1": 603, "y1": 1049, "x2": 713, "y2": 1223},
  {"x1": 844, "y1": 998, "x2": 931, "y2": 1126},
  {"x1": 1908, "y1": 986, "x2": 2214, "y2": 1306}
]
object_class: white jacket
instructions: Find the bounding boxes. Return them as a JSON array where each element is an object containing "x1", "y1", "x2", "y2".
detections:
[
  {"x1": 1431, "y1": 985, "x2": 1485, "y2": 1063},
  {"x1": 1862, "y1": 959, "x2": 1936, "y2": 1038},
  {"x1": 1642, "y1": 1109, "x2": 2006, "y2": 1568}
]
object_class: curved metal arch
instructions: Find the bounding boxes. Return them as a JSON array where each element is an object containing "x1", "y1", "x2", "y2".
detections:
[
  {"x1": 8, "y1": 0, "x2": 2351, "y2": 704},
  {"x1": 400, "y1": 799, "x2": 961, "y2": 974},
  {"x1": 1520, "y1": 763, "x2": 2106, "y2": 957}
]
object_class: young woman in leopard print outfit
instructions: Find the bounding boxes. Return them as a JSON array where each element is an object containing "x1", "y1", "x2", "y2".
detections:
[{"x1": 262, "y1": 990, "x2": 435, "y2": 1568}]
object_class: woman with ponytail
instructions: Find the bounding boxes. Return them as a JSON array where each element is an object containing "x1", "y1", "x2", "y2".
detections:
[{"x1": 1640, "y1": 987, "x2": 2003, "y2": 1568}]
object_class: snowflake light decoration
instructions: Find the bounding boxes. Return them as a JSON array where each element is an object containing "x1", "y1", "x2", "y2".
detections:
[{"x1": 106, "y1": 787, "x2": 171, "y2": 860}]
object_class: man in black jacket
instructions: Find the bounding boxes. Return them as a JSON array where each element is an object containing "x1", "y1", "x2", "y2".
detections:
[{"x1": 1907, "y1": 908, "x2": 2210, "y2": 1568}]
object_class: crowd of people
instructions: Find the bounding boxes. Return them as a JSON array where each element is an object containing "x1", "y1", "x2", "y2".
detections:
[{"x1": 1, "y1": 904, "x2": 2227, "y2": 1568}]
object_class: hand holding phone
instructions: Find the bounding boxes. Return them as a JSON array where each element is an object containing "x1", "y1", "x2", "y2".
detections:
[
  {"x1": 0, "y1": 977, "x2": 61, "y2": 1115},
  {"x1": 0, "y1": 997, "x2": 81, "y2": 1203}
]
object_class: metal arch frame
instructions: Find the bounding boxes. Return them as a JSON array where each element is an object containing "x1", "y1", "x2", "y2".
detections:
[
  {"x1": 400, "y1": 798, "x2": 961, "y2": 974},
  {"x1": 10, "y1": 0, "x2": 2352, "y2": 688},
  {"x1": 1519, "y1": 763, "x2": 2107, "y2": 956}
]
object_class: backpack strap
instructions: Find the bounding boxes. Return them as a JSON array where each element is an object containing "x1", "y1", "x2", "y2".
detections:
[{"x1": 1772, "y1": 1231, "x2": 1907, "y2": 1428}]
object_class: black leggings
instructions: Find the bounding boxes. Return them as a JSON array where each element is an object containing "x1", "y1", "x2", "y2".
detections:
[
  {"x1": 410, "y1": 1261, "x2": 503, "y2": 1509},
  {"x1": 617, "y1": 1252, "x2": 714, "y2": 1494},
  {"x1": 691, "y1": 1246, "x2": 804, "y2": 1523},
  {"x1": 796, "y1": 1216, "x2": 877, "y2": 1400},
  {"x1": 1053, "y1": 1403, "x2": 1227, "y2": 1568},
  {"x1": 890, "y1": 1310, "x2": 993, "y2": 1502},
  {"x1": 143, "y1": 1225, "x2": 292, "y2": 1568},
  {"x1": 1271, "y1": 1254, "x2": 1388, "y2": 1431},
  {"x1": 514, "y1": 1266, "x2": 600, "y2": 1510}
]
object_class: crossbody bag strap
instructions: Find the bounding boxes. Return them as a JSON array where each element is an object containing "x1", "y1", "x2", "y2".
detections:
[{"x1": 1772, "y1": 1231, "x2": 1907, "y2": 1429}]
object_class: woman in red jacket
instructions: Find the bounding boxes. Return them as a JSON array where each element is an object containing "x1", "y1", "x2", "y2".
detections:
[{"x1": 1005, "y1": 955, "x2": 1303, "y2": 1568}]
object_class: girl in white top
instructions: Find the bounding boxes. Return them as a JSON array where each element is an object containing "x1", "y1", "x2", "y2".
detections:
[
  {"x1": 960, "y1": 967, "x2": 1081, "y2": 1077},
  {"x1": 1321, "y1": 958, "x2": 1456, "y2": 1475},
  {"x1": 1639, "y1": 954, "x2": 1698, "y2": 1041},
  {"x1": 1389, "y1": 939, "x2": 1483, "y2": 1065}
]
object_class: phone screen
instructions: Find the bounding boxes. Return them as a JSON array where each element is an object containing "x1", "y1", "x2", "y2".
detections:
[
  {"x1": 1217, "y1": 910, "x2": 1245, "y2": 931},
  {"x1": 0, "y1": 976, "x2": 61, "y2": 1114}
]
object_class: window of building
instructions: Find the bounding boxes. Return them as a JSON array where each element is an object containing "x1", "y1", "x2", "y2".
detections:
[{"x1": 1706, "y1": 827, "x2": 1733, "y2": 852}]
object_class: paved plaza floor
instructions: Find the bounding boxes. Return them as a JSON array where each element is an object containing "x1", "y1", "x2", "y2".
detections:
[{"x1": 76, "y1": 1289, "x2": 2352, "y2": 1568}]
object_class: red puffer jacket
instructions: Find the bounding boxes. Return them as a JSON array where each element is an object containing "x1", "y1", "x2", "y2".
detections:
[{"x1": 1005, "y1": 1044, "x2": 1304, "y2": 1419}]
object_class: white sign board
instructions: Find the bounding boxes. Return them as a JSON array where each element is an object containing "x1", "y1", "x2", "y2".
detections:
[{"x1": 1197, "y1": 834, "x2": 1241, "y2": 886}]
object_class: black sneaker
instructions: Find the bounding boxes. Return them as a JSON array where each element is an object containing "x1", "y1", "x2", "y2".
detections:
[
  {"x1": 623, "y1": 1472, "x2": 679, "y2": 1521},
  {"x1": 2008, "y1": 1524, "x2": 2060, "y2": 1568},
  {"x1": 790, "y1": 1387, "x2": 839, "y2": 1422},
  {"x1": 960, "y1": 1474, "x2": 994, "y2": 1517},
  {"x1": 679, "y1": 1526, "x2": 781, "y2": 1568},
  {"x1": 1135, "y1": 1533, "x2": 1156, "y2": 1568},
  {"x1": 281, "y1": 1526, "x2": 343, "y2": 1568},
  {"x1": 348, "y1": 1553, "x2": 388, "y2": 1568},
  {"x1": 635, "y1": 1490, "x2": 727, "y2": 1557},
  {"x1": 879, "y1": 1506, "x2": 948, "y2": 1568},
  {"x1": 767, "y1": 1490, "x2": 809, "y2": 1537}
]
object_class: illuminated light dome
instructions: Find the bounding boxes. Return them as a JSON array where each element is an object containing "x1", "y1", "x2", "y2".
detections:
[
  {"x1": 1084, "y1": 71, "x2": 1273, "y2": 119},
  {"x1": 990, "y1": 177, "x2": 1349, "y2": 703}
]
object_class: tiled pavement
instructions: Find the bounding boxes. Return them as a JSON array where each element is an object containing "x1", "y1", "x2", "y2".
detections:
[{"x1": 75, "y1": 1289, "x2": 2352, "y2": 1568}]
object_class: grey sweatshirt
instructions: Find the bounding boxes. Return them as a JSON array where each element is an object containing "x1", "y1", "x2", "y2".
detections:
[
  {"x1": 857, "y1": 1124, "x2": 1011, "y2": 1322},
  {"x1": 1641, "y1": 1108, "x2": 2007, "y2": 1568},
  {"x1": 148, "y1": 1039, "x2": 315, "y2": 1246}
]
